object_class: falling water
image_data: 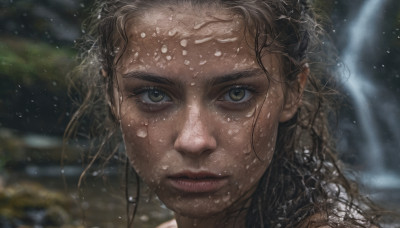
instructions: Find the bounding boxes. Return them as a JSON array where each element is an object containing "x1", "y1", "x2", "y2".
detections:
[{"x1": 341, "y1": 0, "x2": 400, "y2": 188}]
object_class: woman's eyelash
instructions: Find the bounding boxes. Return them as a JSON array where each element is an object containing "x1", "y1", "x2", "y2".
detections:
[
  {"x1": 220, "y1": 85, "x2": 257, "y2": 101},
  {"x1": 129, "y1": 87, "x2": 171, "y2": 103}
]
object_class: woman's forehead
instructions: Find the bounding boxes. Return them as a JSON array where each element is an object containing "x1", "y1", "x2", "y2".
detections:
[{"x1": 127, "y1": 6, "x2": 244, "y2": 39}]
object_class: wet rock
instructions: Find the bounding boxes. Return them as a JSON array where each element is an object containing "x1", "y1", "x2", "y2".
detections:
[{"x1": 0, "y1": 181, "x2": 81, "y2": 227}]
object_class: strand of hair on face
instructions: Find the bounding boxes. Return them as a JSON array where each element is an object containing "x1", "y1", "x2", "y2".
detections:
[{"x1": 125, "y1": 157, "x2": 140, "y2": 228}]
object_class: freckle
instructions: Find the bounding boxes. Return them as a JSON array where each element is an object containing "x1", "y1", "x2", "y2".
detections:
[
  {"x1": 182, "y1": 50, "x2": 188, "y2": 56},
  {"x1": 180, "y1": 39, "x2": 188, "y2": 47},
  {"x1": 161, "y1": 45, "x2": 168, "y2": 53},
  {"x1": 184, "y1": 60, "x2": 190, "y2": 65},
  {"x1": 214, "y1": 50, "x2": 222, "y2": 57},
  {"x1": 140, "y1": 32, "x2": 146, "y2": 38}
]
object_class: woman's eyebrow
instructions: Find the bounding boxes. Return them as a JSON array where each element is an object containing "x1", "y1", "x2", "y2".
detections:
[
  {"x1": 122, "y1": 71, "x2": 176, "y2": 86},
  {"x1": 210, "y1": 68, "x2": 264, "y2": 85}
]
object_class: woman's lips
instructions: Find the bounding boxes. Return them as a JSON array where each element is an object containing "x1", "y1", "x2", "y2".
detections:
[{"x1": 167, "y1": 171, "x2": 228, "y2": 193}]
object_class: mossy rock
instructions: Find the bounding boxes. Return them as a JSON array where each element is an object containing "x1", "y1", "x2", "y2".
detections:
[
  {"x1": 0, "y1": 36, "x2": 75, "y2": 94},
  {"x1": 0, "y1": 182, "x2": 80, "y2": 227}
]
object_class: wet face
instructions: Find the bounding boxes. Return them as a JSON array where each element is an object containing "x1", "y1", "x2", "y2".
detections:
[{"x1": 115, "y1": 5, "x2": 298, "y2": 218}]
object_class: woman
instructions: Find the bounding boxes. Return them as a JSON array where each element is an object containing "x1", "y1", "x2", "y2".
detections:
[{"x1": 66, "y1": 0, "x2": 382, "y2": 227}]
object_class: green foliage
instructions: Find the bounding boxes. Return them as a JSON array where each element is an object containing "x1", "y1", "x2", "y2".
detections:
[{"x1": 0, "y1": 37, "x2": 76, "y2": 94}]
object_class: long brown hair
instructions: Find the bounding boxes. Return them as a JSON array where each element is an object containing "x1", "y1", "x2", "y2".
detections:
[{"x1": 65, "y1": 0, "x2": 382, "y2": 227}]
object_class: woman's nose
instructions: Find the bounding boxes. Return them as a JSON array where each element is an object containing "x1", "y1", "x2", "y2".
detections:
[{"x1": 173, "y1": 104, "x2": 217, "y2": 157}]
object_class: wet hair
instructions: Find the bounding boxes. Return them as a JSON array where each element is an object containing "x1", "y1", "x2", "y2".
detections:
[{"x1": 66, "y1": 0, "x2": 383, "y2": 227}]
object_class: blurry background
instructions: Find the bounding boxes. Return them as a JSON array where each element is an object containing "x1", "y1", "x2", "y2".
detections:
[{"x1": 0, "y1": 0, "x2": 399, "y2": 227}]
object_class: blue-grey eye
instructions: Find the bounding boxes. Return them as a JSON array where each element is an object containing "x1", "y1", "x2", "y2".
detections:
[
  {"x1": 140, "y1": 89, "x2": 170, "y2": 103},
  {"x1": 228, "y1": 88, "x2": 246, "y2": 101},
  {"x1": 148, "y1": 89, "x2": 165, "y2": 102}
]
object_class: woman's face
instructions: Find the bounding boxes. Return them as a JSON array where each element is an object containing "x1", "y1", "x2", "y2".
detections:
[{"x1": 115, "y1": 6, "x2": 297, "y2": 218}]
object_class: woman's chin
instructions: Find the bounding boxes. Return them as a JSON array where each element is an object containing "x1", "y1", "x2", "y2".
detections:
[{"x1": 162, "y1": 197, "x2": 233, "y2": 218}]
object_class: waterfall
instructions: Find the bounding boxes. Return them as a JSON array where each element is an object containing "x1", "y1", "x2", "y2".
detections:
[{"x1": 340, "y1": 0, "x2": 400, "y2": 188}]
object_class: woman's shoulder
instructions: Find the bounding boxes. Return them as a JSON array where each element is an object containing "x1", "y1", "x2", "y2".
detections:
[{"x1": 156, "y1": 219, "x2": 177, "y2": 228}]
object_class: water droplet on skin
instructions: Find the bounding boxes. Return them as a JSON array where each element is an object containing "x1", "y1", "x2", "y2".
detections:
[
  {"x1": 168, "y1": 29, "x2": 177, "y2": 36},
  {"x1": 166, "y1": 55, "x2": 172, "y2": 61},
  {"x1": 194, "y1": 36, "x2": 213, "y2": 44},
  {"x1": 184, "y1": 60, "x2": 190, "y2": 65},
  {"x1": 161, "y1": 165, "x2": 169, "y2": 170},
  {"x1": 190, "y1": 82, "x2": 196, "y2": 86},
  {"x1": 199, "y1": 60, "x2": 207, "y2": 65},
  {"x1": 267, "y1": 112, "x2": 271, "y2": 119},
  {"x1": 156, "y1": 27, "x2": 160, "y2": 34},
  {"x1": 216, "y1": 37, "x2": 238, "y2": 43},
  {"x1": 133, "y1": 52, "x2": 139, "y2": 60},
  {"x1": 136, "y1": 129, "x2": 148, "y2": 138},
  {"x1": 193, "y1": 21, "x2": 207, "y2": 30},
  {"x1": 140, "y1": 32, "x2": 146, "y2": 38},
  {"x1": 182, "y1": 50, "x2": 188, "y2": 56},
  {"x1": 214, "y1": 199, "x2": 220, "y2": 204},
  {"x1": 246, "y1": 165, "x2": 250, "y2": 169},
  {"x1": 180, "y1": 39, "x2": 188, "y2": 47},
  {"x1": 161, "y1": 45, "x2": 168, "y2": 54},
  {"x1": 226, "y1": 117, "x2": 231, "y2": 122},
  {"x1": 222, "y1": 192, "x2": 231, "y2": 202},
  {"x1": 245, "y1": 109, "x2": 255, "y2": 117},
  {"x1": 228, "y1": 129, "x2": 233, "y2": 135},
  {"x1": 214, "y1": 50, "x2": 222, "y2": 57}
]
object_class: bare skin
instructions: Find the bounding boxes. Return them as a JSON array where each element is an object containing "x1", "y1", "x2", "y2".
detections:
[{"x1": 113, "y1": 5, "x2": 307, "y2": 228}]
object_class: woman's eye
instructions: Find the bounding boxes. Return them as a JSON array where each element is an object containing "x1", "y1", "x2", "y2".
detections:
[
  {"x1": 139, "y1": 88, "x2": 171, "y2": 104},
  {"x1": 223, "y1": 87, "x2": 252, "y2": 103}
]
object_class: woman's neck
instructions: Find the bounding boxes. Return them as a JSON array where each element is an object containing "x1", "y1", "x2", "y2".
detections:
[{"x1": 175, "y1": 209, "x2": 247, "y2": 228}]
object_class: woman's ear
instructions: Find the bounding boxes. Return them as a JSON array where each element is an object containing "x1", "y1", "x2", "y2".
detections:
[{"x1": 279, "y1": 65, "x2": 309, "y2": 122}]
